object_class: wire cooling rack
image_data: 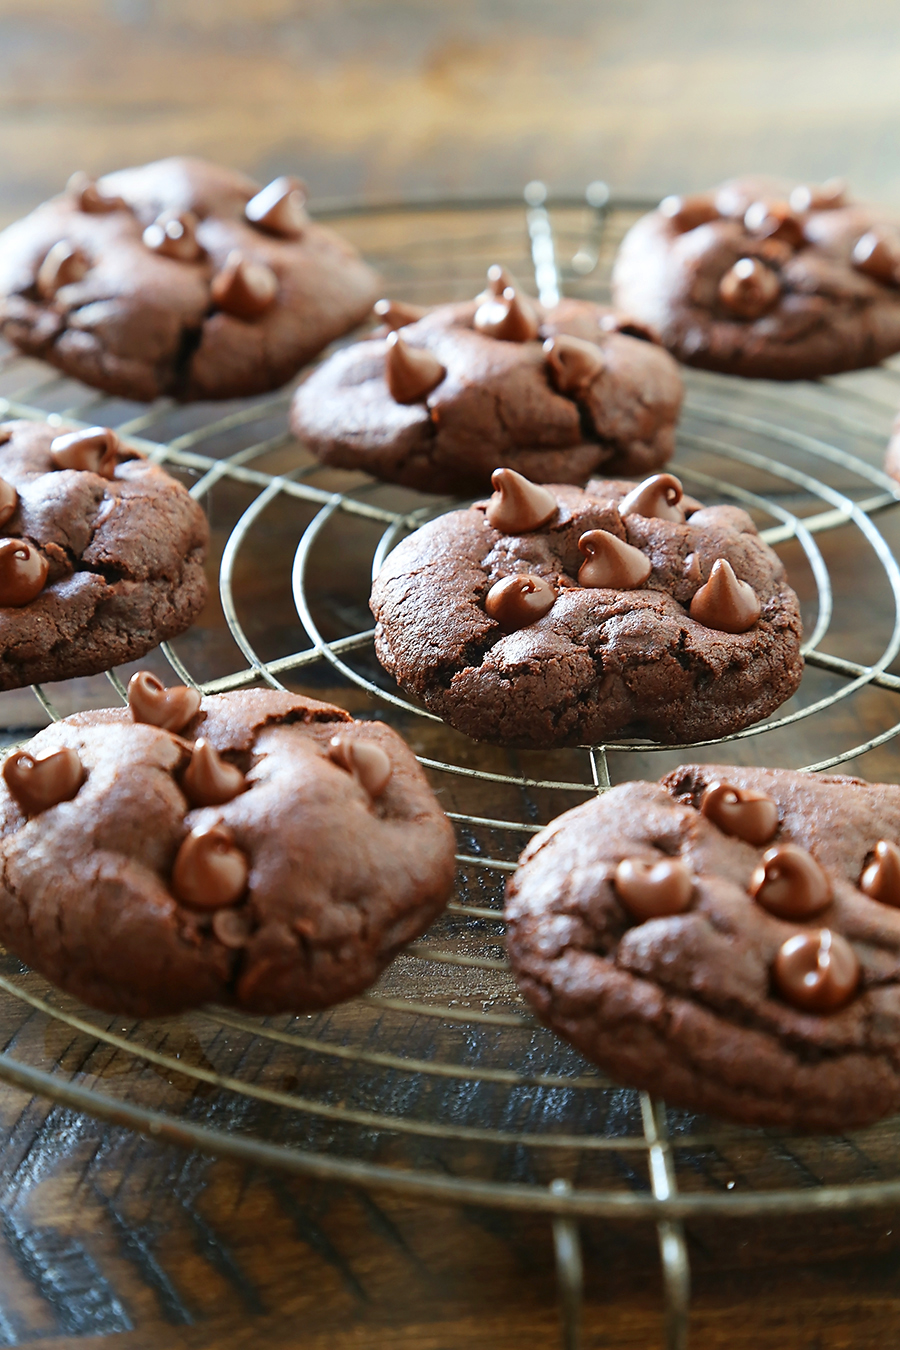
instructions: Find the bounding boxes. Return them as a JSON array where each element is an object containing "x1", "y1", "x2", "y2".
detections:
[{"x1": 1, "y1": 190, "x2": 900, "y2": 1349}]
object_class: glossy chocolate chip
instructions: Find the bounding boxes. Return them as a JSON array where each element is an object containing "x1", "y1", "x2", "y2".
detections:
[
  {"x1": 544, "y1": 334, "x2": 605, "y2": 394},
  {"x1": 700, "y1": 782, "x2": 778, "y2": 845},
  {"x1": 750, "y1": 844, "x2": 832, "y2": 919},
  {"x1": 484, "y1": 573, "x2": 556, "y2": 630},
  {"x1": 212, "y1": 907, "x2": 254, "y2": 948},
  {"x1": 659, "y1": 194, "x2": 720, "y2": 232},
  {"x1": 852, "y1": 231, "x2": 900, "y2": 285},
  {"x1": 36, "y1": 241, "x2": 88, "y2": 299},
  {"x1": 0, "y1": 539, "x2": 48, "y2": 606},
  {"x1": 473, "y1": 287, "x2": 540, "y2": 342},
  {"x1": 718, "y1": 257, "x2": 780, "y2": 319},
  {"x1": 328, "y1": 736, "x2": 393, "y2": 798},
  {"x1": 619, "y1": 472, "x2": 685, "y2": 522},
  {"x1": 211, "y1": 250, "x2": 278, "y2": 320},
  {"x1": 577, "y1": 529, "x2": 651, "y2": 589},
  {"x1": 384, "y1": 332, "x2": 445, "y2": 404},
  {"x1": 182, "y1": 739, "x2": 245, "y2": 808},
  {"x1": 3, "y1": 746, "x2": 84, "y2": 815},
  {"x1": 245, "y1": 176, "x2": 307, "y2": 237},
  {"x1": 614, "y1": 857, "x2": 694, "y2": 921},
  {"x1": 373, "y1": 298, "x2": 429, "y2": 330},
  {"x1": 485, "y1": 468, "x2": 557, "y2": 534},
  {"x1": 743, "y1": 200, "x2": 804, "y2": 247},
  {"x1": 143, "y1": 210, "x2": 203, "y2": 262},
  {"x1": 773, "y1": 929, "x2": 859, "y2": 1013},
  {"x1": 49, "y1": 426, "x2": 122, "y2": 478},
  {"x1": 127, "y1": 670, "x2": 201, "y2": 733},
  {"x1": 172, "y1": 822, "x2": 249, "y2": 911},
  {"x1": 0, "y1": 477, "x2": 18, "y2": 529},
  {"x1": 789, "y1": 179, "x2": 846, "y2": 213},
  {"x1": 860, "y1": 840, "x2": 900, "y2": 907},
  {"x1": 67, "y1": 171, "x2": 128, "y2": 214},
  {"x1": 478, "y1": 264, "x2": 519, "y2": 300},
  {"x1": 689, "y1": 559, "x2": 760, "y2": 633}
]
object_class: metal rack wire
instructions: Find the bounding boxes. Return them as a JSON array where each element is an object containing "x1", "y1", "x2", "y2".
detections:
[{"x1": 0, "y1": 191, "x2": 899, "y2": 1348}]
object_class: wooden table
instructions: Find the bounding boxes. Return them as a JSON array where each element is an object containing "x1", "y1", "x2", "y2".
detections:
[{"x1": 1, "y1": 7, "x2": 900, "y2": 1349}]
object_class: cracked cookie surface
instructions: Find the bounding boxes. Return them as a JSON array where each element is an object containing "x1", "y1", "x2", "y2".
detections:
[
  {"x1": 612, "y1": 176, "x2": 900, "y2": 379},
  {"x1": 506, "y1": 765, "x2": 900, "y2": 1131},
  {"x1": 370, "y1": 474, "x2": 803, "y2": 747},
  {"x1": 289, "y1": 286, "x2": 683, "y2": 494},
  {"x1": 0, "y1": 419, "x2": 208, "y2": 689},
  {"x1": 0, "y1": 157, "x2": 380, "y2": 401},
  {"x1": 0, "y1": 688, "x2": 456, "y2": 1016}
]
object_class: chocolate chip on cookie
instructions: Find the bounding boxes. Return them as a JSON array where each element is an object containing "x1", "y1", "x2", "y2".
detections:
[
  {"x1": 370, "y1": 470, "x2": 803, "y2": 746},
  {"x1": 0, "y1": 419, "x2": 208, "y2": 689},
  {"x1": 0, "y1": 157, "x2": 380, "y2": 401},
  {"x1": 612, "y1": 176, "x2": 900, "y2": 378},
  {"x1": 0, "y1": 686, "x2": 456, "y2": 1016},
  {"x1": 506, "y1": 763, "x2": 900, "y2": 1131},
  {"x1": 290, "y1": 265, "x2": 684, "y2": 494}
]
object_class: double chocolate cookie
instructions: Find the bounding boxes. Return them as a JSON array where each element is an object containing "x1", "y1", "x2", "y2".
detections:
[
  {"x1": 612, "y1": 176, "x2": 900, "y2": 379},
  {"x1": 290, "y1": 267, "x2": 684, "y2": 493},
  {"x1": 0, "y1": 157, "x2": 380, "y2": 401},
  {"x1": 0, "y1": 419, "x2": 207, "y2": 689},
  {"x1": 506, "y1": 764, "x2": 900, "y2": 1131},
  {"x1": 0, "y1": 680, "x2": 456, "y2": 1016},
  {"x1": 370, "y1": 469, "x2": 803, "y2": 746}
]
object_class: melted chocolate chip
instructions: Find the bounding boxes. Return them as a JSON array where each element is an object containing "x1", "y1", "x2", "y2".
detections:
[
  {"x1": 211, "y1": 250, "x2": 278, "y2": 320},
  {"x1": 182, "y1": 739, "x2": 245, "y2": 808},
  {"x1": 577, "y1": 529, "x2": 651, "y2": 589},
  {"x1": 67, "y1": 171, "x2": 128, "y2": 214},
  {"x1": 485, "y1": 468, "x2": 557, "y2": 534},
  {"x1": 852, "y1": 231, "x2": 900, "y2": 285},
  {"x1": 659, "y1": 194, "x2": 720, "y2": 232},
  {"x1": 613, "y1": 857, "x2": 694, "y2": 921},
  {"x1": 245, "y1": 176, "x2": 307, "y2": 238},
  {"x1": 750, "y1": 843, "x2": 832, "y2": 919},
  {"x1": 212, "y1": 907, "x2": 254, "y2": 948},
  {"x1": 484, "y1": 573, "x2": 556, "y2": 630},
  {"x1": 373, "y1": 298, "x2": 429, "y2": 330},
  {"x1": 49, "y1": 426, "x2": 122, "y2": 478},
  {"x1": 0, "y1": 477, "x2": 18, "y2": 528},
  {"x1": 473, "y1": 287, "x2": 540, "y2": 342},
  {"x1": 718, "y1": 257, "x2": 780, "y2": 319},
  {"x1": 328, "y1": 736, "x2": 393, "y2": 798},
  {"x1": 0, "y1": 539, "x2": 48, "y2": 606},
  {"x1": 689, "y1": 559, "x2": 761, "y2": 633},
  {"x1": 384, "y1": 332, "x2": 445, "y2": 404},
  {"x1": 773, "y1": 929, "x2": 859, "y2": 1013},
  {"x1": 860, "y1": 839, "x2": 900, "y2": 907},
  {"x1": 700, "y1": 781, "x2": 778, "y2": 845},
  {"x1": 3, "y1": 746, "x2": 84, "y2": 815},
  {"x1": 36, "y1": 241, "x2": 88, "y2": 300},
  {"x1": 172, "y1": 821, "x2": 249, "y2": 911},
  {"x1": 143, "y1": 210, "x2": 203, "y2": 262},
  {"x1": 789, "y1": 179, "x2": 846, "y2": 213},
  {"x1": 544, "y1": 334, "x2": 605, "y2": 395},
  {"x1": 743, "y1": 200, "x2": 804, "y2": 248},
  {"x1": 127, "y1": 670, "x2": 201, "y2": 733},
  {"x1": 619, "y1": 472, "x2": 685, "y2": 522}
]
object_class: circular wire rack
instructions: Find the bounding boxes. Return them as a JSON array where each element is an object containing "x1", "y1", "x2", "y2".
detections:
[{"x1": 1, "y1": 191, "x2": 900, "y2": 1348}]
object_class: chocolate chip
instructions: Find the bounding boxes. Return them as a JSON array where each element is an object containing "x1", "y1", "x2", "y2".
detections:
[
  {"x1": 0, "y1": 539, "x2": 48, "y2": 607},
  {"x1": 484, "y1": 573, "x2": 556, "y2": 630},
  {"x1": 3, "y1": 746, "x2": 84, "y2": 815},
  {"x1": 127, "y1": 670, "x2": 201, "y2": 733},
  {"x1": 689, "y1": 559, "x2": 760, "y2": 634}
]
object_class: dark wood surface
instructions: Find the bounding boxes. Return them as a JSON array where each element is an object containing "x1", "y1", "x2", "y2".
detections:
[{"x1": 0, "y1": 6, "x2": 900, "y2": 1349}]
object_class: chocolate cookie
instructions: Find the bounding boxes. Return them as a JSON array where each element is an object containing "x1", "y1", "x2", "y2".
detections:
[
  {"x1": 612, "y1": 176, "x2": 900, "y2": 379},
  {"x1": 370, "y1": 469, "x2": 803, "y2": 746},
  {"x1": 289, "y1": 267, "x2": 683, "y2": 493},
  {"x1": 506, "y1": 763, "x2": 900, "y2": 1131},
  {"x1": 0, "y1": 419, "x2": 207, "y2": 689},
  {"x1": 0, "y1": 157, "x2": 380, "y2": 401},
  {"x1": 0, "y1": 681, "x2": 456, "y2": 1016}
]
